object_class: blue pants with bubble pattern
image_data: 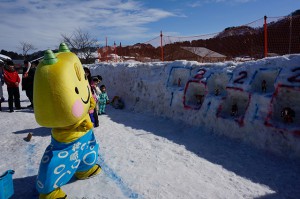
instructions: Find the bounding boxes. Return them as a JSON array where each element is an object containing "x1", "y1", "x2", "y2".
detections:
[{"x1": 36, "y1": 129, "x2": 99, "y2": 194}]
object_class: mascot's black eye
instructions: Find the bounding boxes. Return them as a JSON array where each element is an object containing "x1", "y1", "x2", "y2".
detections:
[{"x1": 75, "y1": 87, "x2": 79, "y2": 94}]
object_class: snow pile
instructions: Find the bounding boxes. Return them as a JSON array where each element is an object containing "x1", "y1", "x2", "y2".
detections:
[
  {"x1": 88, "y1": 55, "x2": 300, "y2": 157},
  {"x1": 0, "y1": 54, "x2": 12, "y2": 61}
]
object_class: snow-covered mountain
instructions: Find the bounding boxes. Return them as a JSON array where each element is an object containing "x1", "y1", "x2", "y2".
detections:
[{"x1": 216, "y1": 26, "x2": 259, "y2": 38}]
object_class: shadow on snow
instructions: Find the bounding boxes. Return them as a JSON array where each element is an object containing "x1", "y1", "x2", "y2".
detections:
[
  {"x1": 13, "y1": 127, "x2": 51, "y2": 137},
  {"x1": 11, "y1": 175, "x2": 39, "y2": 199},
  {"x1": 106, "y1": 107, "x2": 300, "y2": 199}
]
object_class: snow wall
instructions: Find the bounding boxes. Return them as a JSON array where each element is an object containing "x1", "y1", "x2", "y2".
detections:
[{"x1": 88, "y1": 54, "x2": 300, "y2": 157}]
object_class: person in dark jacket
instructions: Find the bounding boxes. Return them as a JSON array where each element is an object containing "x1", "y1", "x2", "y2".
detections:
[
  {"x1": 3, "y1": 60, "x2": 21, "y2": 112},
  {"x1": 0, "y1": 61, "x2": 4, "y2": 111},
  {"x1": 83, "y1": 67, "x2": 99, "y2": 127},
  {"x1": 22, "y1": 60, "x2": 37, "y2": 108}
]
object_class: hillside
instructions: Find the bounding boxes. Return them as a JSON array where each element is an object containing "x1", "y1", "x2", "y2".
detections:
[
  {"x1": 110, "y1": 13, "x2": 300, "y2": 61},
  {"x1": 2, "y1": 11, "x2": 300, "y2": 63}
]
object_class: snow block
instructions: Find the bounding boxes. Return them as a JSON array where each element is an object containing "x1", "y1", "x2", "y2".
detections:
[
  {"x1": 228, "y1": 68, "x2": 255, "y2": 92},
  {"x1": 167, "y1": 66, "x2": 192, "y2": 90},
  {"x1": 183, "y1": 80, "x2": 207, "y2": 110},
  {"x1": 206, "y1": 72, "x2": 232, "y2": 96},
  {"x1": 250, "y1": 68, "x2": 281, "y2": 94},
  {"x1": 265, "y1": 84, "x2": 300, "y2": 135},
  {"x1": 0, "y1": 170, "x2": 15, "y2": 199},
  {"x1": 216, "y1": 87, "x2": 251, "y2": 126},
  {"x1": 193, "y1": 68, "x2": 207, "y2": 79}
]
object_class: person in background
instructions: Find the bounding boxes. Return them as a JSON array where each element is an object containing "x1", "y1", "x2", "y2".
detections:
[
  {"x1": 231, "y1": 103, "x2": 238, "y2": 116},
  {"x1": 262, "y1": 80, "x2": 267, "y2": 93},
  {"x1": 89, "y1": 94, "x2": 97, "y2": 125},
  {"x1": 111, "y1": 96, "x2": 124, "y2": 109},
  {"x1": 92, "y1": 76, "x2": 102, "y2": 113},
  {"x1": 281, "y1": 107, "x2": 295, "y2": 123},
  {"x1": 22, "y1": 60, "x2": 37, "y2": 108},
  {"x1": 98, "y1": 85, "x2": 109, "y2": 115},
  {"x1": 83, "y1": 67, "x2": 99, "y2": 127},
  {"x1": 3, "y1": 60, "x2": 21, "y2": 112},
  {"x1": 0, "y1": 62, "x2": 4, "y2": 111}
]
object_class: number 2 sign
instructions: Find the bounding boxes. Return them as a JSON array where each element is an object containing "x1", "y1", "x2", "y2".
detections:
[
  {"x1": 233, "y1": 71, "x2": 248, "y2": 84},
  {"x1": 287, "y1": 67, "x2": 300, "y2": 83}
]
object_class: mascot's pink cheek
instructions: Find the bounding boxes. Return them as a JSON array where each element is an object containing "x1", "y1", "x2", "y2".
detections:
[{"x1": 72, "y1": 100, "x2": 84, "y2": 118}]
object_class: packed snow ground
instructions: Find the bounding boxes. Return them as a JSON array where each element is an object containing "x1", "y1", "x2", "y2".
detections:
[{"x1": 0, "y1": 79, "x2": 300, "y2": 199}]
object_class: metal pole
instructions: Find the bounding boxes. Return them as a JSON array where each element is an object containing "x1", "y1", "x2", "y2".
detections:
[
  {"x1": 119, "y1": 42, "x2": 122, "y2": 60},
  {"x1": 264, "y1": 16, "x2": 268, "y2": 57},
  {"x1": 97, "y1": 48, "x2": 101, "y2": 62},
  {"x1": 160, "y1": 31, "x2": 164, "y2": 62},
  {"x1": 289, "y1": 15, "x2": 293, "y2": 54},
  {"x1": 106, "y1": 37, "x2": 108, "y2": 62},
  {"x1": 114, "y1": 41, "x2": 117, "y2": 62}
]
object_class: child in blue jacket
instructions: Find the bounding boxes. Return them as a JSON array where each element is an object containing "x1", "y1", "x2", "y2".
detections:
[{"x1": 98, "y1": 85, "x2": 109, "y2": 115}]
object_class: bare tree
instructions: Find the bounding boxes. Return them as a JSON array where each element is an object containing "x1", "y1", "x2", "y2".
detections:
[
  {"x1": 61, "y1": 28, "x2": 98, "y2": 63},
  {"x1": 19, "y1": 41, "x2": 37, "y2": 59}
]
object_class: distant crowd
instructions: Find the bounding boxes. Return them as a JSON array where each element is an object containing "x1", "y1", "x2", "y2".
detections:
[{"x1": 0, "y1": 60, "x2": 37, "y2": 112}]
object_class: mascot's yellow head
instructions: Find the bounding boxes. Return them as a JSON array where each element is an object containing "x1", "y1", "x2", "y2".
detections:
[{"x1": 34, "y1": 43, "x2": 91, "y2": 128}]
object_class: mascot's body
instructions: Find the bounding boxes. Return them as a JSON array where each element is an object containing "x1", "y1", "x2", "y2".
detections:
[{"x1": 34, "y1": 43, "x2": 101, "y2": 199}]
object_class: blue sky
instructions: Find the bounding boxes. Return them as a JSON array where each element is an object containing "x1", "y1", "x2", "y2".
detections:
[{"x1": 0, "y1": 0, "x2": 299, "y2": 53}]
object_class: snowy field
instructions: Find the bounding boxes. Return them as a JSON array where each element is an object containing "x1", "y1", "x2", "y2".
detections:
[{"x1": 0, "y1": 76, "x2": 300, "y2": 199}]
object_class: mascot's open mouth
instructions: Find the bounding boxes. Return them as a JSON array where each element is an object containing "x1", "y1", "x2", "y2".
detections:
[{"x1": 81, "y1": 86, "x2": 90, "y2": 104}]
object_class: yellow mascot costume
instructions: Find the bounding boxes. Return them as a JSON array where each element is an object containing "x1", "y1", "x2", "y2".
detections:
[{"x1": 34, "y1": 43, "x2": 101, "y2": 199}]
